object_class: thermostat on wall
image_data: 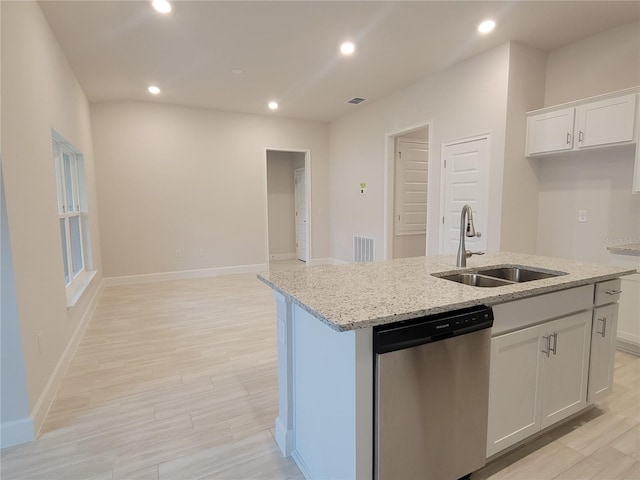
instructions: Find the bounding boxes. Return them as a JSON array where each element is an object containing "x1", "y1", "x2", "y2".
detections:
[{"x1": 360, "y1": 182, "x2": 367, "y2": 195}]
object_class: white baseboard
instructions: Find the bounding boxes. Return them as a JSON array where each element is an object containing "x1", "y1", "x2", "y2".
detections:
[
  {"x1": 275, "y1": 416, "x2": 294, "y2": 457},
  {"x1": 104, "y1": 263, "x2": 268, "y2": 287},
  {"x1": 0, "y1": 417, "x2": 35, "y2": 448},
  {"x1": 617, "y1": 338, "x2": 640, "y2": 356},
  {"x1": 269, "y1": 253, "x2": 297, "y2": 261},
  {"x1": 308, "y1": 257, "x2": 349, "y2": 266},
  {"x1": 30, "y1": 277, "x2": 105, "y2": 435}
]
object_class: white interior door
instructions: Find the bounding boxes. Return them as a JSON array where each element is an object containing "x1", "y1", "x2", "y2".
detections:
[
  {"x1": 394, "y1": 139, "x2": 428, "y2": 235},
  {"x1": 441, "y1": 137, "x2": 489, "y2": 254},
  {"x1": 294, "y1": 168, "x2": 307, "y2": 262}
]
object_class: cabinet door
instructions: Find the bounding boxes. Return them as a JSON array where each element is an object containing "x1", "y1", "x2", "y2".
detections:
[
  {"x1": 588, "y1": 303, "x2": 619, "y2": 403},
  {"x1": 486, "y1": 324, "x2": 544, "y2": 457},
  {"x1": 526, "y1": 108, "x2": 575, "y2": 156},
  {"x1": 575, "y1": 94, "x2": 637, "y2": 149},
  {"x1": 541, "y1": 312, "x2": 591, "y2": 429}
]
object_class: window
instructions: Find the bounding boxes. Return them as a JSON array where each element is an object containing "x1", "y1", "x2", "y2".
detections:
[{"x1": 52, "y1": 132, "x2": 94, "y2": 303}]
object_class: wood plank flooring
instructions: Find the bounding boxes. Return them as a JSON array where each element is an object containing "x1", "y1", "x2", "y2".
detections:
[{"x1": 1, "y1": 261, "x2": 638, "y2": 479}]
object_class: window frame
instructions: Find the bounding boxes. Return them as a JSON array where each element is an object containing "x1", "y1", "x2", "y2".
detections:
[{"x1": 52, "y1": 132, "x2": 94, "y2": 305}]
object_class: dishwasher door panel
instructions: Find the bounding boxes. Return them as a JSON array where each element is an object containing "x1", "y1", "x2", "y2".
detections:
[{"x1": 375, "y1": 328, "x2": 491, "y2": 480}]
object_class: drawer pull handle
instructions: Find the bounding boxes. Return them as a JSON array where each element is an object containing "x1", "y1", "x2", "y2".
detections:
[
  {"x1": 566, "y1": 132, "x2": 571, "y2": 144},
  {"x1": 597, "y1": 317, "x2": 607, "y2": 338},
  {"x1": 605, "y1": 290, "x2": 622, "y2": 295},
  {"x1": 551, "y1": 332, "x2": 558, "y2": 355},
  {"x1": 541, "y1": 335, "x2": 551, "y2": 357}
]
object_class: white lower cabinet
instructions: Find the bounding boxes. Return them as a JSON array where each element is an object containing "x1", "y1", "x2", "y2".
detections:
[
  {"x1": 588, "y1": 303, "x2": 619, "y2": 403},
  {"x1": 486, "y1": 323, "x2": 543, "y2": 457},
  {"x1": 487, "y1": 311, "x2": 591, "y2": 457},
  {"x1": 540, "y1": 313, "x2": 591, "y2": 428}
]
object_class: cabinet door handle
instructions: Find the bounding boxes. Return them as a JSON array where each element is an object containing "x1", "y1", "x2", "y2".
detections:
[
  {"x1": 578, "y1": 130, "x2": 584, "y2": 142},
  {"x1": 542, "y1": 335, "x2": 551, "y2": 357},
  {"x1": 597, "y1": 317, "x2": 607, "y2": 338},
  {"x1": 551, "y1": 332, "x2": 558, "y2": 355},
  {"x1": 605, "y1": 290, "x2": 622, "y2": 295},
  {"x1": 566, "y1": 132, "x2": 572, "y2": 144}
]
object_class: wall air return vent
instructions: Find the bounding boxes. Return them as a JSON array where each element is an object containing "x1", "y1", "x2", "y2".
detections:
[
  {"x1": 347, "y1": 97, "x2": 366, "y2": 105},
  {"x1": 353, "y1": 236, "x2": 375, "y2": 262}
]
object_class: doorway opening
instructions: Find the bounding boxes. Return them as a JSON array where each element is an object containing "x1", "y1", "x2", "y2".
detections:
[
  {"x1": 265, "y1": 148, "x2": 311, "y2": 271},
  {"x1": 384, "y1": 124, "x2": 430, "y2": 260}
]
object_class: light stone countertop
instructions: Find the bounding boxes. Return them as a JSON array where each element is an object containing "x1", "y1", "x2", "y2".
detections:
[
  {"x1": 258, "y1": 252, "x2": 635, "y2": 332},
  {"x1": 608, "y1": 243, "x2": 640, "y2": 256}
]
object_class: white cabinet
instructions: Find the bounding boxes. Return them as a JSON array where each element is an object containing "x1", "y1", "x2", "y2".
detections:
[
  {"x1": 588, "y1": 303, "x2": 619, "y2": 403},
  {"x1": 486, "y1": 323, "x2": 544, "y2": 457},
  {"x1": 526, "y1": 92, "x2": 637, "y2": 157},
  {"x1": 540, "y1": 313, "x2": 591, "y2": 428},
  {"x1": 526, "y1": 108, "x2": 575, "y2": 155},
  {"x1": 487, "y1": 311, "x2": 591, "y2": 457},
  {"x1": 575, "y1": 95, "x2": 637, "y2": 149}
]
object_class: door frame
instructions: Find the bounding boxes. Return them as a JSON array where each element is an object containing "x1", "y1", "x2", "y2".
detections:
[
  {"x1": 263, "y1": 147, "x2": 312, "y2": 269},
  {"x1": 383, "y1": 121, "x2": 432, "y2": 261},
  {"x1": 293, "y1": 167, "x2": 306, "y2": 261},
  {"x1": 438, "y1": 133, "x2": 491, "y2": 254}
]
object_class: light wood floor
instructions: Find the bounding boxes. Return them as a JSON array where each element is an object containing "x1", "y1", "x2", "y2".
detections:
[{"x1": 1, "y1": 263, "x2": 638, "y2": 479}]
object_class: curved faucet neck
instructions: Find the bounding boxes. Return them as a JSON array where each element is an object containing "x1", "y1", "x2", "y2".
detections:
[{"x1": 456, "y1": 205, "x2": 475, "y2": 267}]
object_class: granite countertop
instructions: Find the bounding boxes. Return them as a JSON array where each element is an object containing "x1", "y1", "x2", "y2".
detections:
[
  {"x1": 258, "y1": 252, "x2": 635, "y2": 332},
  {"x1": 608, "y1": 243, "x2": 640, "y2": 256}
]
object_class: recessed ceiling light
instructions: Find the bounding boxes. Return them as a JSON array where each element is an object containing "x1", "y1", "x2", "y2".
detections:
[
  {"x1": 152, "y1": 0, "x2": 172, "y2": 14},
  {"x1": 340, "y1": 42, "x2": 355, "y2": 56},
  {"x1": 268, "y1": 101, "x2": 279, "y2": 110},
  {"x1": 148, "y1": 85, "x2": 161, "y2": 95},
  {"x1": 478, "y1": 20, "x2": 496, "y2": 34}
]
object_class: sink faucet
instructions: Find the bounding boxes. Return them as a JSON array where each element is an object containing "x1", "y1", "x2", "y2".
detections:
[{"x1": 456, "y1": 204, "x2": 483, "y2": 267}]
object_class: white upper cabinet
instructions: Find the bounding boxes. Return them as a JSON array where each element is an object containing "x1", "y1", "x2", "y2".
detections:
[
  {"x1": 526, "y1": 108, "x2": 575, "y2": 155},
  {"x1": 575, "y1": 94, "x2": 637, "y2": 149},
  {"x1": 525, "y1": 90, "x2": 638, "y2": 157}
]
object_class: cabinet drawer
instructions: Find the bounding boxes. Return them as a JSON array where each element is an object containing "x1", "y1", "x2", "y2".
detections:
[
  {"x1": 492, "y1": 285, "x2": 593, "y2": 336},
  {"x1": 595, "y1": 279, "x2": 622, "y2": 306}
]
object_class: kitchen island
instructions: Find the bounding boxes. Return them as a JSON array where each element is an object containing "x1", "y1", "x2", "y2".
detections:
[{"x1": 258, "y1": 252, "x2": 635, "y2": 480}]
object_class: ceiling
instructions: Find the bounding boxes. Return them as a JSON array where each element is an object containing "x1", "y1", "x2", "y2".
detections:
[{"x1": 39, "y1": 1, "x2": 640, "y2": 122}]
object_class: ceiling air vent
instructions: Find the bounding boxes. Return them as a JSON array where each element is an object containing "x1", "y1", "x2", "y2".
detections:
[{"x1": 347, "y1": 97, "x2": 366, "y2": 105}]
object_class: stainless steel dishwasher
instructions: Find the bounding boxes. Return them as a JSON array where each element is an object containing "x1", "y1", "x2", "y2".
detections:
[{"x1": 374, "y1": 305, "x2": 493, "y2": 480}]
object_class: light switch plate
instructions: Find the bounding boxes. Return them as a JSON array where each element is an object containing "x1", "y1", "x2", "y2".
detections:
[{"x1": 578, "y1": 210, "x2": 588, "y2": 223}]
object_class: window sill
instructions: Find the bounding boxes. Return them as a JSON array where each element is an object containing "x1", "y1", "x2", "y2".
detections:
[{"x1": 66, "y1": 270, "x2": 97, "y2": 308}]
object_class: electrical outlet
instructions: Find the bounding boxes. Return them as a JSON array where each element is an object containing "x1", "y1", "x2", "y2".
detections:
[
  {"x1": 175, "y1": 249, "x2": 181, "y2": 258},
  {"x1": 578, "y1": 210, "x2": 588, "y2": 223},
  {"x1": 37, "y1": 331, "x2": 44, "y2": 355},
  {"x1": 199, "y1": 249, "x2": 205, "y2": 257}
]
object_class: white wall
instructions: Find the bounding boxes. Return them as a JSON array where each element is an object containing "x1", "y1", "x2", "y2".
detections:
[
  {"x1": 1, "y1": 1, "x2": 103, "y2": 434},
  {"x1": 544, "y1": 21, "x2": 640, "y2": 107},
  {"x1": 328, "y1": 44, "x2": 510, "y2": 262},
  {"x1": 537, "y1": 146, "x2": 640, "y2": 264},
  {"x1": 537, "y1": 22, "x2": 640, "y2": 264},
  {"x1": 90, "y1": 101, "x2": 329, "y2": 278},
  {"x1": 267, "y1": 150, "x2": 305, "y2": 258},
  {"x1": 1, "y1": 168, "x2": 34, "y2": 447},
  {"x1": 500, "y1": 43, "x2": 547, "y2": 254}
]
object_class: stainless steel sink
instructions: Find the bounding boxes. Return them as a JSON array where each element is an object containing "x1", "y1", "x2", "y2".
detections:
[
  {"x1": 437, "y1": 273, "x2": 513, "y2": 287},
  {"x1": 477, "y1": 267, "x2": 566, "y2": 283},
  {"x1": 434, "y1": 265, "x2": 566, "y2": 287}
]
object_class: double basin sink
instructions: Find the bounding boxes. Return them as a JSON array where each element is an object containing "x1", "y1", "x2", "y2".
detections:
[{"x1": 434, "y1": 266, "x2": 567, "y2": 287}]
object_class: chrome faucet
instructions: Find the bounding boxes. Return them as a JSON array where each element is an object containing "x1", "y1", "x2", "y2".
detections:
[{"x1": 456, "y1": 204, "x2": 483, "y2": 267}]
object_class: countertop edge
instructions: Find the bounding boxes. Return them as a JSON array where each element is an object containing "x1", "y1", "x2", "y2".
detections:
[{"x1": 258, "y1": 268, "x2": 636, "y2": 332}]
